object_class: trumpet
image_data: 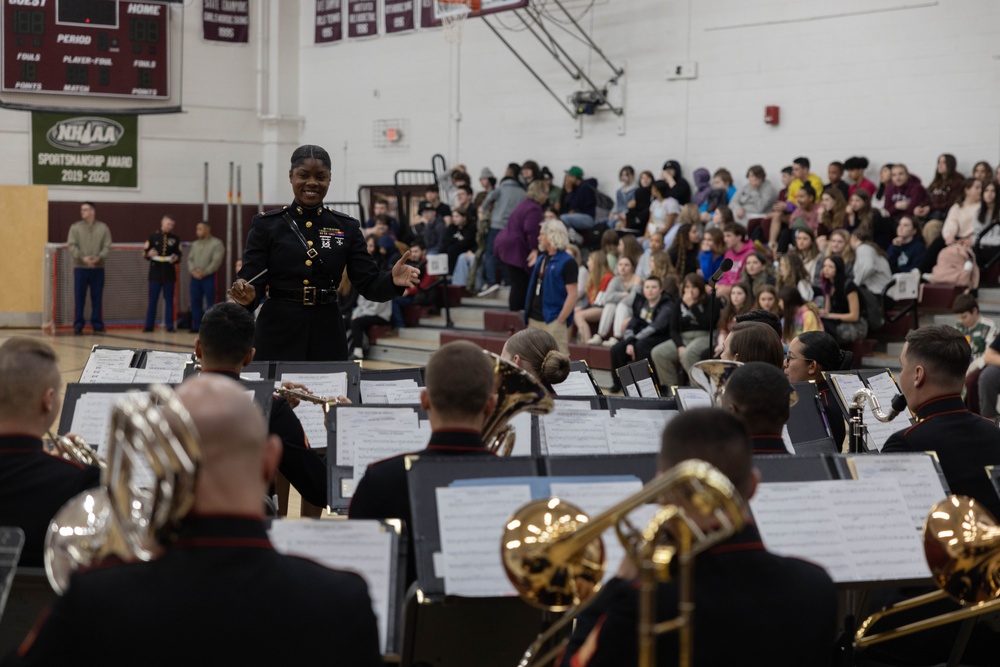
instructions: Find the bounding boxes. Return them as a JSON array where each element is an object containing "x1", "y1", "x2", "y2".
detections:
[
  {"x1": 502, "y1": 459, "x2": 749, "y2": 667},
  {"x1": 483, "y1": 351, "x2": 554, "y2": 456},
  {"x1": 46, "y1": 430, "x2": 106, "y2": 472},
  {"x1": 848, "y1": 389, "x2": 908, "y2": 453}
]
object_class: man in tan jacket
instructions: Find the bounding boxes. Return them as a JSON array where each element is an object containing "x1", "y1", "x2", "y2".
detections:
[
  {"x1": 187, "y1": 222, "x2": 225, "y2": 333},
  {"x1": 66, "y1": 202, "x2": 112, "y2": 334}
]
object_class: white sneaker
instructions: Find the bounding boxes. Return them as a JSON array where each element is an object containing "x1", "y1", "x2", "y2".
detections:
[
  {"x1": 587, "y1": 334, "x2": 603, "y2": 345},
  {"x1": 567, "y1": 228, "x2": 585, "y2": 245},
  {"x1": 601, "y1": 336, "x2": 619, "y2": 347},
  {"x1": 477, "y1": 284, "x2": 500, "y2": 297}
]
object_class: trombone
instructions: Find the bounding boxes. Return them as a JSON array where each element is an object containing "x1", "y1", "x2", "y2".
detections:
[{"x1": 501, "y1": 459, "x2": 749, "y2": 667}]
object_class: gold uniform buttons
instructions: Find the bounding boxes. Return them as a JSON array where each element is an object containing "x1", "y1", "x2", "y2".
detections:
[
  {"x1": 305, "y1": 221, "x2": 313, "y2": 228},
  {"x1": 296, "y1": 207, "x2": 303, "y2": 215},
  {"x1": 305, "y1": 260, "x2": 313, "y2": 267},
  {"x1": 307, "y1": 240, "x2": 314, "y2": 247},
  {"x1": 303, "y1": 279, "x2": 310, "y2": 286}
]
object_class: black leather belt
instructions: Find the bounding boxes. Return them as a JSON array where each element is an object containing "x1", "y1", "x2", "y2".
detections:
[{"x1": 267, "y1": 286, "x2": 337, "y2": 306}]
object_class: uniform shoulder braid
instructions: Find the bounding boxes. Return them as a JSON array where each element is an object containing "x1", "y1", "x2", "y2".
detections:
[
  {"x1": 256, "y1": 206, "x2": 288, "y2": 220},
  {"x1": 325, "y1": 207, "x2": 361, "y2": 231}
]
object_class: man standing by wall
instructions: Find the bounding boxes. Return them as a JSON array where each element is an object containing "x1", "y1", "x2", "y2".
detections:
[
  {"x1": 66, "y1": 202, "x2": 111, "y2": 335},
  {"x1": 143, "y1": 215, "x2": 182, "y2": 332},
  {"x1": 187, "y1": 222, "x2": 225, "y2": 334}
]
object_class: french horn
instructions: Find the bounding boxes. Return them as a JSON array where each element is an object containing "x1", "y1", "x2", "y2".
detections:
[
  {"x1": 483, "y1": 351, "x2": 554, "y2": 456},
  {"x1": 46, "y1": 430, "x2": 106, "y2": 472}
]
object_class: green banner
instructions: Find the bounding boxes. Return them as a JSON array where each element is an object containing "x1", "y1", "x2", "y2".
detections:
[{"x1": 31, "y1": 112, "x2": 138, "y2": 188}]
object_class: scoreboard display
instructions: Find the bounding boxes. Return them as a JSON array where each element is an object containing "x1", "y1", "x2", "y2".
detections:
[{"x1": 2, "y1": 0, "x2": 170, "y2": 99}]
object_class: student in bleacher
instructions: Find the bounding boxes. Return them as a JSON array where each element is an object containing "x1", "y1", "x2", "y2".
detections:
[
  {"x1": 817, "y1": 255, "x2": 867, "y2": 345},
  {"x1": 349, "y1": 341, "x2": 497, "y2": 585},
  {"x1": 349, "y1": 237, "x2": 395, "y2": 360},
  {"x1": 609, "y1": 275, "x2": 675, "y2": 393},
  {"x1": 975, "y1": 180, "x2": 1000, "y2": 269},
  {"x1": 848, "y1": 227, "x2": 893, "y2": 297},
  {"x1": 872, "y1": 163, "x2": 894, "y2": 213},
  {"x1": 787, "y1": 156, "x2": 824, "y2": 201},
  {"x1": 721, "y1": 321, "x2": 784, "y2": 368},
  {"x1": 624, "y1": 170, "x2": 654, "y2": 233},
  {"x1": 645, "y1": 180, "x2": 681, "y2": 248},
  {"x1": 660, "y1": 160, "x2": 692, "y2": 205},
  {"x1": 608, "y1": 165, "x2": 637, "y2": 230},
  {"x1": 824, "y1": 161, "x2": 849, "y2": 200},
  {"x1": 494, "y1": 180, "x2": 548, "y2": 313},
  {"x1": 816, "y1": 187, "x2": 847, "y2": 238},
  {"x1": 559, "y1": 166, "x2": 598, "y2": 236},
  {"x1": 595, "y1": 255, "x2": 642, "y2": 347},
  {"x1": 0, "y1": 338, "x2": 100, "y2": 569},
  {"x1": 501, "y1": 328, "x2": 571, "y2": 394},
  {"x1": 714, "y1": 282, "x2": 752, "y2": 356},
  {"x1": 777, "y1": 253, "x2": 814, "y2": 302},
  {"x1": 927, "y1": 177, "x2": 983, "y2": 274},
  {"x1": 714, "y1": 222, "x2": 755, "y2": 300},
  {"x1": 790, "y1": 228, "x2": 821, "y2": 289},
  {"x1": 690, "y1": 167, "x2": 711, "y2": 208},
  {"x1": 884, "y1": 163, "x2": 928, "y2": 226},
  {"x1": 739, "y1": 252, "x2": 775, "y2": 302},
  {"x1": 454, "y1": 185, "x2": 478, "y2": 226},
  {"x1": 667, "y1": 222, "x2": 700, "y2": 280},
  {"x1": 363, "y1": 198, "x2": 400, "y2": 237},
  {"x1": 576, "y1": 251, "x2": 615, "y2": 345},
  {"x1": 755, "y1": 285, "x2": 781, "y2": 319},
  {"x1": 844, "y1": 189, "x2": 894, "y2": 249},
  {"x1": 636, "y1": 231, "x2": 664, "y2": 279},
  {"x1": 888, "y1": 215, "x2": 926, "y2": 273},
  {"x1": 697, "y1": 227, "x2": 725, "y2": 282},
  {"x1": 973, "y1": 160, "x2": 994, "y2": 186},
  {"x1": 917, "y1": 154, "x2": 965, "y2": 225},
  {"x1": 698, "y1": 168, "x2": 737, "y2": 221},
  {"x1": 844, "y1": 156, "x2": 877, "y2": 198},
  {"x1": 721, "y1": 362, "x2": 794, "y2": 453},
  {"x1": 650, "y1": 273, "x2": 714, "y2": 387},
  {"x1": 783, "y1": 331, "x2": 852, "y2": 447},
  {"x1": 479, "y1": 163, "x2": 526, "y2": 296},
  {"x1": 441, "y1": 207, "x2": 476, "y2": 278},
  {"x1": 731, "y1": 164, "x2": 778, "y2": 227},
  {"x1": 952, "y1": 294, "x2": 998, "y2": 414},
  {"x1": 778, "y1": 286, "x2": 821, "y2": 346}
]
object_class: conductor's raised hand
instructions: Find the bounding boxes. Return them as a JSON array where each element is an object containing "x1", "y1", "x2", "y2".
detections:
[
  {"x1": 228, "y1": 279, "x2": 256, "y2": 306},
  {"x1": 392, "y1": 249, "x2": 421, "y2": 288}
]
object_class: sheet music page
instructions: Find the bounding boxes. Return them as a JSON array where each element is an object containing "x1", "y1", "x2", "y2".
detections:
[
  {"x1": 240, "y1": 372, "x2": 263, "y2": 381},
  {"x1": 79, "y1": 349, "x2": 135, "y2": 383},
  {"x1": 384, "y1": 383, "x2": 422, "y2": 404},
  {"x1": 269, "y1": 519, "x2": 394, "y2": 653},
  {"x1": 502, "y1": 411, "x2": 534, "y2": 457},
  {"x1": 69, "y1": 391, "x2": 130, "y2": 456},
  {"x1": 751, "y1": 480, "x2": 930, "y2": 583},
  {"x1": 335, "y1": 407, "x2": 419, "y2": 467},
  {"x1": 675, "y1": 387, "x2": 711, "y2": 411},
  {"x1": 352, "y1": 423, "x2": 426, "y2": 482},
  {"x1": 541, "y1": 406, "x2": 610, "y2": 455},
  {"x1": 864, "y1": 372, "x2": 913, "y2": 448},
  {"x1": 279, "y1": 373, "x2": 348, "y2": 451},
  {"x1": 850, "y1": 454, "x2": 948, "y2": 530},
  {"x1": 360, "y1": 379, "x2": 419, "y2": 404},
  {"x1": 552, "y1": 370, "x2": 598, "y2": 397},
  {"x1": 437, "y1": 484, "x2": 532, "y2": 596},
  {"x1": 549, "y1": 480, "x2": 654, "y2": 584},
  {"x1": 133, "y1": 368, "x2": 179, "y2": 384},
  {"x1": 831, "y1": 374, "x2": 885, "y2": 451},
  {"x1": 623, "y1": 383, "x2": 640, "y2": 397},
  {"x1": 80, "y1": 366, "x2": 138, "y2": 384},
  {"x1": 144, "y1": 350, "x2": 192, "y2": 373},
  {"x1": 605, "y1": 409, "x2": 674, "y2": 455},
  {"x1": 636, "y1": 377, "x2": 658, "y2": 398}
]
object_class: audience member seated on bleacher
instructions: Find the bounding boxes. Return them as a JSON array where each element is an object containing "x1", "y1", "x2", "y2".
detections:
[
  {"x1": 714, "y1": 283, "x2": 752, "y2": 355},
  {"x1": 715, "y1": 222, "x2": 755, "y2": 300},
  {"x1": 667, "y1": 223, "x2": 700, "y2": 279},
  {"x1": 479, "y1": 163, "x2": 527, "y2": 296},
  {"x1": 349, "y1": 341, "x2": 497, "y2": 586},
  {"x1": 730, "y1": 165, "x2": 778, "y2": 227},
  {"x1": 884, "y1": 163, "x2": 927, "y2": 226},
  {"x1": 789, "y1": 228, "x2": 822, "y2": 289},
  {"x1": 925, "y1": 177, "x2": 983, "y2": 274},
  {"x1": 659, "y1": 160, "x2": 692, "y2": 205},
  {"x1": 770, "y1": 182, "x2": 821, "y2": 252},
  {"x1": 501, "y1": 328, "x2": 571, "y2": 394},
  {"x1": 919, "y1": 153, "x2": 966, "y2": 224},
  {"x1": 607, "y1": 165, "x2": 637, "y2": 230},
  {"x1": 624, "y1": 170, "x2": 654, "y2": 233},
  {"x1": 597, "y1": 255, "x2": 643, "y2": 346},
  {"x1": 698, "y1": 168, "x2": 737, "y2": 221},
  {"x1": 778, "y1": 286, "x2": 822, "y2": 346},
  {"x1": 610, "y1": 276, "x2": 675, "y2": 393},
  {"x1": 475, "y1": 167, "x2": 495, "y2": 211},
  {"x1": 575, "y1": 253, "x2": 616, "y2": 344},
  {"x1": 435, "y1": 165, "x2": 470, "y2": 210},
  {"x1": 824, "y1": 161, "x2": 849, "y2": 200},
  {"x1": 817, "y1": 256, "x2": 867, "y2": 345},
  {"x1": 566, "y1": 244, "x2": 587, "y2": 312},
  {"x1": 888, "y1": 215, "x2": 926, "y2": 273},
  {"x1": 872, "y1": 163, "x2": 893, "y2": 213},
  {"x1": 786, "y1": 156, "x2": 824, "y2": 202},
  {"x1": 418, "y1": 201, "x2": 447, "y2": 255},
  {"x1": 392, "y1": 240, "x2": 433, "y2": 329},
  {"x1": 690, "y1": 167, "x2": 711, "y2": 208},
  {"x1": 849, "y1": 227, "x2": 893, "y2": 297},
  {"x1": 495, "y1": 180, "x2": 547, "y2": 313},
  {"x1": 636, "y1": 231, "x2": 664, "y2": 279},
  {"x1": 558, "y1": 166, "x2": 598, "y2": 236},
  {"x1": 644, "y1": 180, "x2": 681, "y2": 248},
  {"x1": 698, "y1": 227, "x2": 725, "y2": 282},
  {"x1": 756, "y1": 285, "x2": 781, "y2": 319},
  {"x1": 722, "y1": 321, "x2": 784, "y2": 368},
  {"x1": 952, "y1": 294, "x2": 998, "y2": 414},
  {"x1": 0, "y1": 338, "x2": 100, "y2": 569},
  {"x1": 363, "y1": 198, "x2": 400, "y2": 237},
  {"x1": 524, "y1": 220, "x2": 578, "y2": 356},
  {"x1": 973, "y1": 161, "x2": 993, "y2": 186},
  {"x1": 650, "y1": 274, "x2": 715, "y2": 387},
  {"x1": 777, "y1": 253, "x2": 814, "y2": 303},
  {"x1": 598, "y1": 228, "x2": 619, "y2": 275},
  {"x1": 776, "y1": 165, "x2": 794, "y2": 202},
  {"x1": 349, "y1": 294, "x2": 392, "y2": 361},
  {"x1": 441, "y1": 207, "x2": 476, "y2": 277},
  {"x1": 783, "y1": 331, "x2": 852, "y2": 448},
  {"x1": 844, "y1": 156, "x2": 877, "y2": 198},
  {"x1": 817, "y1": 187, "x2": 847, "y2": 239},
  {"x1": 722, "y1": 362, "x2": 794, "y2": 454},
  {"x1": 740, "y1": 252, "x2": 775, "y2": 302},
  {"x1": 424, "y1": 183, "x2": 452, "y2": 224},
  {"x1": 454, "y1": 185, "x2": 478, "y2": 226},
  {"x1": 974, "y1": 180, "x2": 1000, "y2": 269}
]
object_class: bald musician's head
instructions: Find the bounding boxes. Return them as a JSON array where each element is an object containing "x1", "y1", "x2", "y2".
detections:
[
  {"x1": 176, "y1": 374, "x2": 281, "y2": 515},
  {"x1": 0, "y1": 337, "x2": 62, "y2": 436},
  {"x1": 659, "y1": 408, "x2": 758, "y2": 500},
  {"x1": 421, "y1": 341, "x2": 498, "y2": 429}
]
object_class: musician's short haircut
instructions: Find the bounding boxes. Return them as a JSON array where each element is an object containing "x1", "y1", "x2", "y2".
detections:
[
  {"x1": 904, "y1": 326, "x2": 971, "y2": 386},
  {"x1": 425, "y1": 341, "x2": 495, "y2": 420},
  {"x1": 659, "y1": 408, "x2": 754, "y2": 497},
  {"x1": 722, "y1": 362, "x2": 792, "y2": 436},
  {"x1": 199, "y1": 303, "x2": 256, "y2": 366},
  {"x1": 0, "y1": 337, "x2": 60, "y2": 420}
]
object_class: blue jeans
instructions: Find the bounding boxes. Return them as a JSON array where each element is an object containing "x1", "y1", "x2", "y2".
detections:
[
  {"x1": 145, "y1": 281, "x2": 176, "y2": 330},
  {"x1": 73, "y1": 268, "x2": 105, "y2": 330},
  {"x1": 189, "y1": 275, "x2": 216, "y2": 331},
  {"x1": 561, "y1": 213, "x2": 596, "y2": 231},
  {"x1": 482, "y1": 228, "x2": 501, "y2": 287}
]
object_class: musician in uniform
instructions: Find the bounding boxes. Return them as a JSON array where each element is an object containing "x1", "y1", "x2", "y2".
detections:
[
  {"x1": 349, "y1": 340, "x2": 497, "y2": 584},
  {"x1": 228, "y1": 145, "x2": 419, "y2": 361},
  {"x1": 721, "y1": 362, "x2": 793, "y2": 454},
  {"x1": 561, "y1": 408, "x2": 837, "y2": 667},
  {"x1": 143, "y1": 215, "x2": 183, "y2": 332},
  {"x1": 11, "y1": 375, "x2": 381, "y2": 666},
  {"x1": 783, "y1": 331, "x2": 853, "y2": 448},
  {"x1": 0, "y1": 338, "x2": 99, "y2": 568}
]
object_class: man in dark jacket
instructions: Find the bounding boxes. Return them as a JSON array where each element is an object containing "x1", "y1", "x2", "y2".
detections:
[
  {"x1": 143, "y1": 214, "x2": 182, "y2": 332},
  {"x1": 560, "y1": 166, "x2": 598, "y2": 234},
  {"x1": 610, "y1": 276, "x2": 672, "y2": 392},
  {"x1": 661, "y1": 160, "x2": 692, "y2": 205}
]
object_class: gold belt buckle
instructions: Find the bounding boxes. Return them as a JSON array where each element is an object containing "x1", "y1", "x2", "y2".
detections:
[{"x1": 303, "y1": 286, "x2": 317, "y2": 306}]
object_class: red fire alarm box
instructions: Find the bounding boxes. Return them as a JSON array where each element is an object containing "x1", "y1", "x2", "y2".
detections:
[{"x1": 764, "y1": 106, "x2": 780, "y2": 125}]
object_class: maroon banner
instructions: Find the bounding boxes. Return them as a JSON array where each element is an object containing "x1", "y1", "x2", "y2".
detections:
[
  {"x1": 347, "y1": 0, "x2": 379, "y2": 38},
  {"x1": 419, "y1": 0, "x2": 440, "y2": 28},
  {"x1": 203, "y1": 0, "x2": 249, "y2": 43},
  {"x1": 384, "y1": 0, "x2": 415, "y2": 33},
  {"x1": 315, "y1": 0, "x2": 344, "y2": 43}
]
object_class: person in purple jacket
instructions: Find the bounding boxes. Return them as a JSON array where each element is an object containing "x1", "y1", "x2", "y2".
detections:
[
  {"x1": 884, "y1": 164, "x2": 928, "y2": 224},
  {"x1": 495, "y1": 180, "x2": 550, "y2": 312}
]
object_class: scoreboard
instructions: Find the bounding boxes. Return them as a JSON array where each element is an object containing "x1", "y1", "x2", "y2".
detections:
[{"x1": 2, "y1": 0, "x2": 170, "y2": 100}]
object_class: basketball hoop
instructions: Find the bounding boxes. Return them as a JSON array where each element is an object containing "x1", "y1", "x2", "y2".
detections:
[{"x1": 435, "y1": 0, "x2": 481, "y2": 43}]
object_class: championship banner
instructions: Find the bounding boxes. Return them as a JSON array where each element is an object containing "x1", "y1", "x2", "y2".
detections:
[
  {"x1": 315, "y1": 0, "x2": 344, "y2": 43},
  {"x1": 31, "y1": 112, "x2": 139, "y2": 188},
  {"x1": 384, "y1": 0, "x2": 415, "y2": 34},
  {"x1": 202, "y1": 0, "x2": 250, "y2": 43},
  {"x1": 347, "y1": 0, "x2": 379, "y2": 38}
]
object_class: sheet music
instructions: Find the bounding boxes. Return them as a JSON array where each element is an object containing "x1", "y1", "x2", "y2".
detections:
[
  {"x1": 623, "y1": 382, "x2": 640, "y2": 397},
  {"x1": 437, "y1": 484, "x2": 532, "y2": 596},
  {"x1": 69, "y1": 391, "x2": 131, "y2": 456},
  {"x1": 636, "y1": 377, "x2": 658, "y2": 398},
  {"x1": 606, "y1": 409, "x2": 674, "y2": 455},
  {"x1": 240, "y1": 372, "x2": 263, "y2": 381},
  {"x1": 541, "y1": 403, "x2": 609, "y2": 455},
  {"x1": 503, "y1": 411, "x2": 534, "y2": 457},
  {"x1": 850, "y1": 454, "x2": 948, "y2": 530},
  {"x1": 269, "y1": 519, "x2": 395, "y2": 653},
  {"x1": 751, "y1": 479, "x2": 930, "y2": 583},
  {"x1": 552, "y1": 370, "x2": 598, "y2": 397},
  {"x1": 79, "y1": 348, "x2": 135, "y2": 383},
  {"x1": 864, "y1": 372, "x2": 913, "y2": 445},
  {"x1": 352, "y1": 423, "x2": 427, "y2": 482},
  {"x1": 279, "y1": 373, "x2": 348, "y2": 451},
  {"x1": 675, "y1": 387, "x2": 711, "y2": 411},
  {"x1": 81, "y1": 366, "x2": 138, "y2": 384},
  {"x1": 832, "y1": 374, "x2": 908, "y2": 452},
  {"x1": 385, "y1": 384, "x2": 422, "y2": 404},
  {"x1": 360, "y1": 379, "x2": 420, "y2": 405},
  {"x1": 133, "y1": 368, "x2": 179, "y2": 384},
  {"x1": 144, "y1": 351, "x2": 192, "y2": 382},
  {"x1": 335, "y1": 407, "x2": 420, "y2": 467}
]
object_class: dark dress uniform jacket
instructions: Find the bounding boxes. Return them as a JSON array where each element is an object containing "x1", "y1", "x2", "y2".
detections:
[
  {"x1": 145, "y1": 230, "x2": 182, "y2": 282},
  {"x1": 882, "y1": 394, "x2": 1000, "y2": 520},
  {"x1": 348, "y1": 430, "x2": 495, "y2": 585},
  {"x1": 561, "y1": 525, "x2": 837, "y2": 667},
  {"x1": 238, "y1": 204, "x2": 403, "y2": 361},
  {"x1": 0, "y1": 436, "x2": 100, "y2": 568},
  {"x1": 12, "y1": 516, "x2": 381, "y2": 666}
]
